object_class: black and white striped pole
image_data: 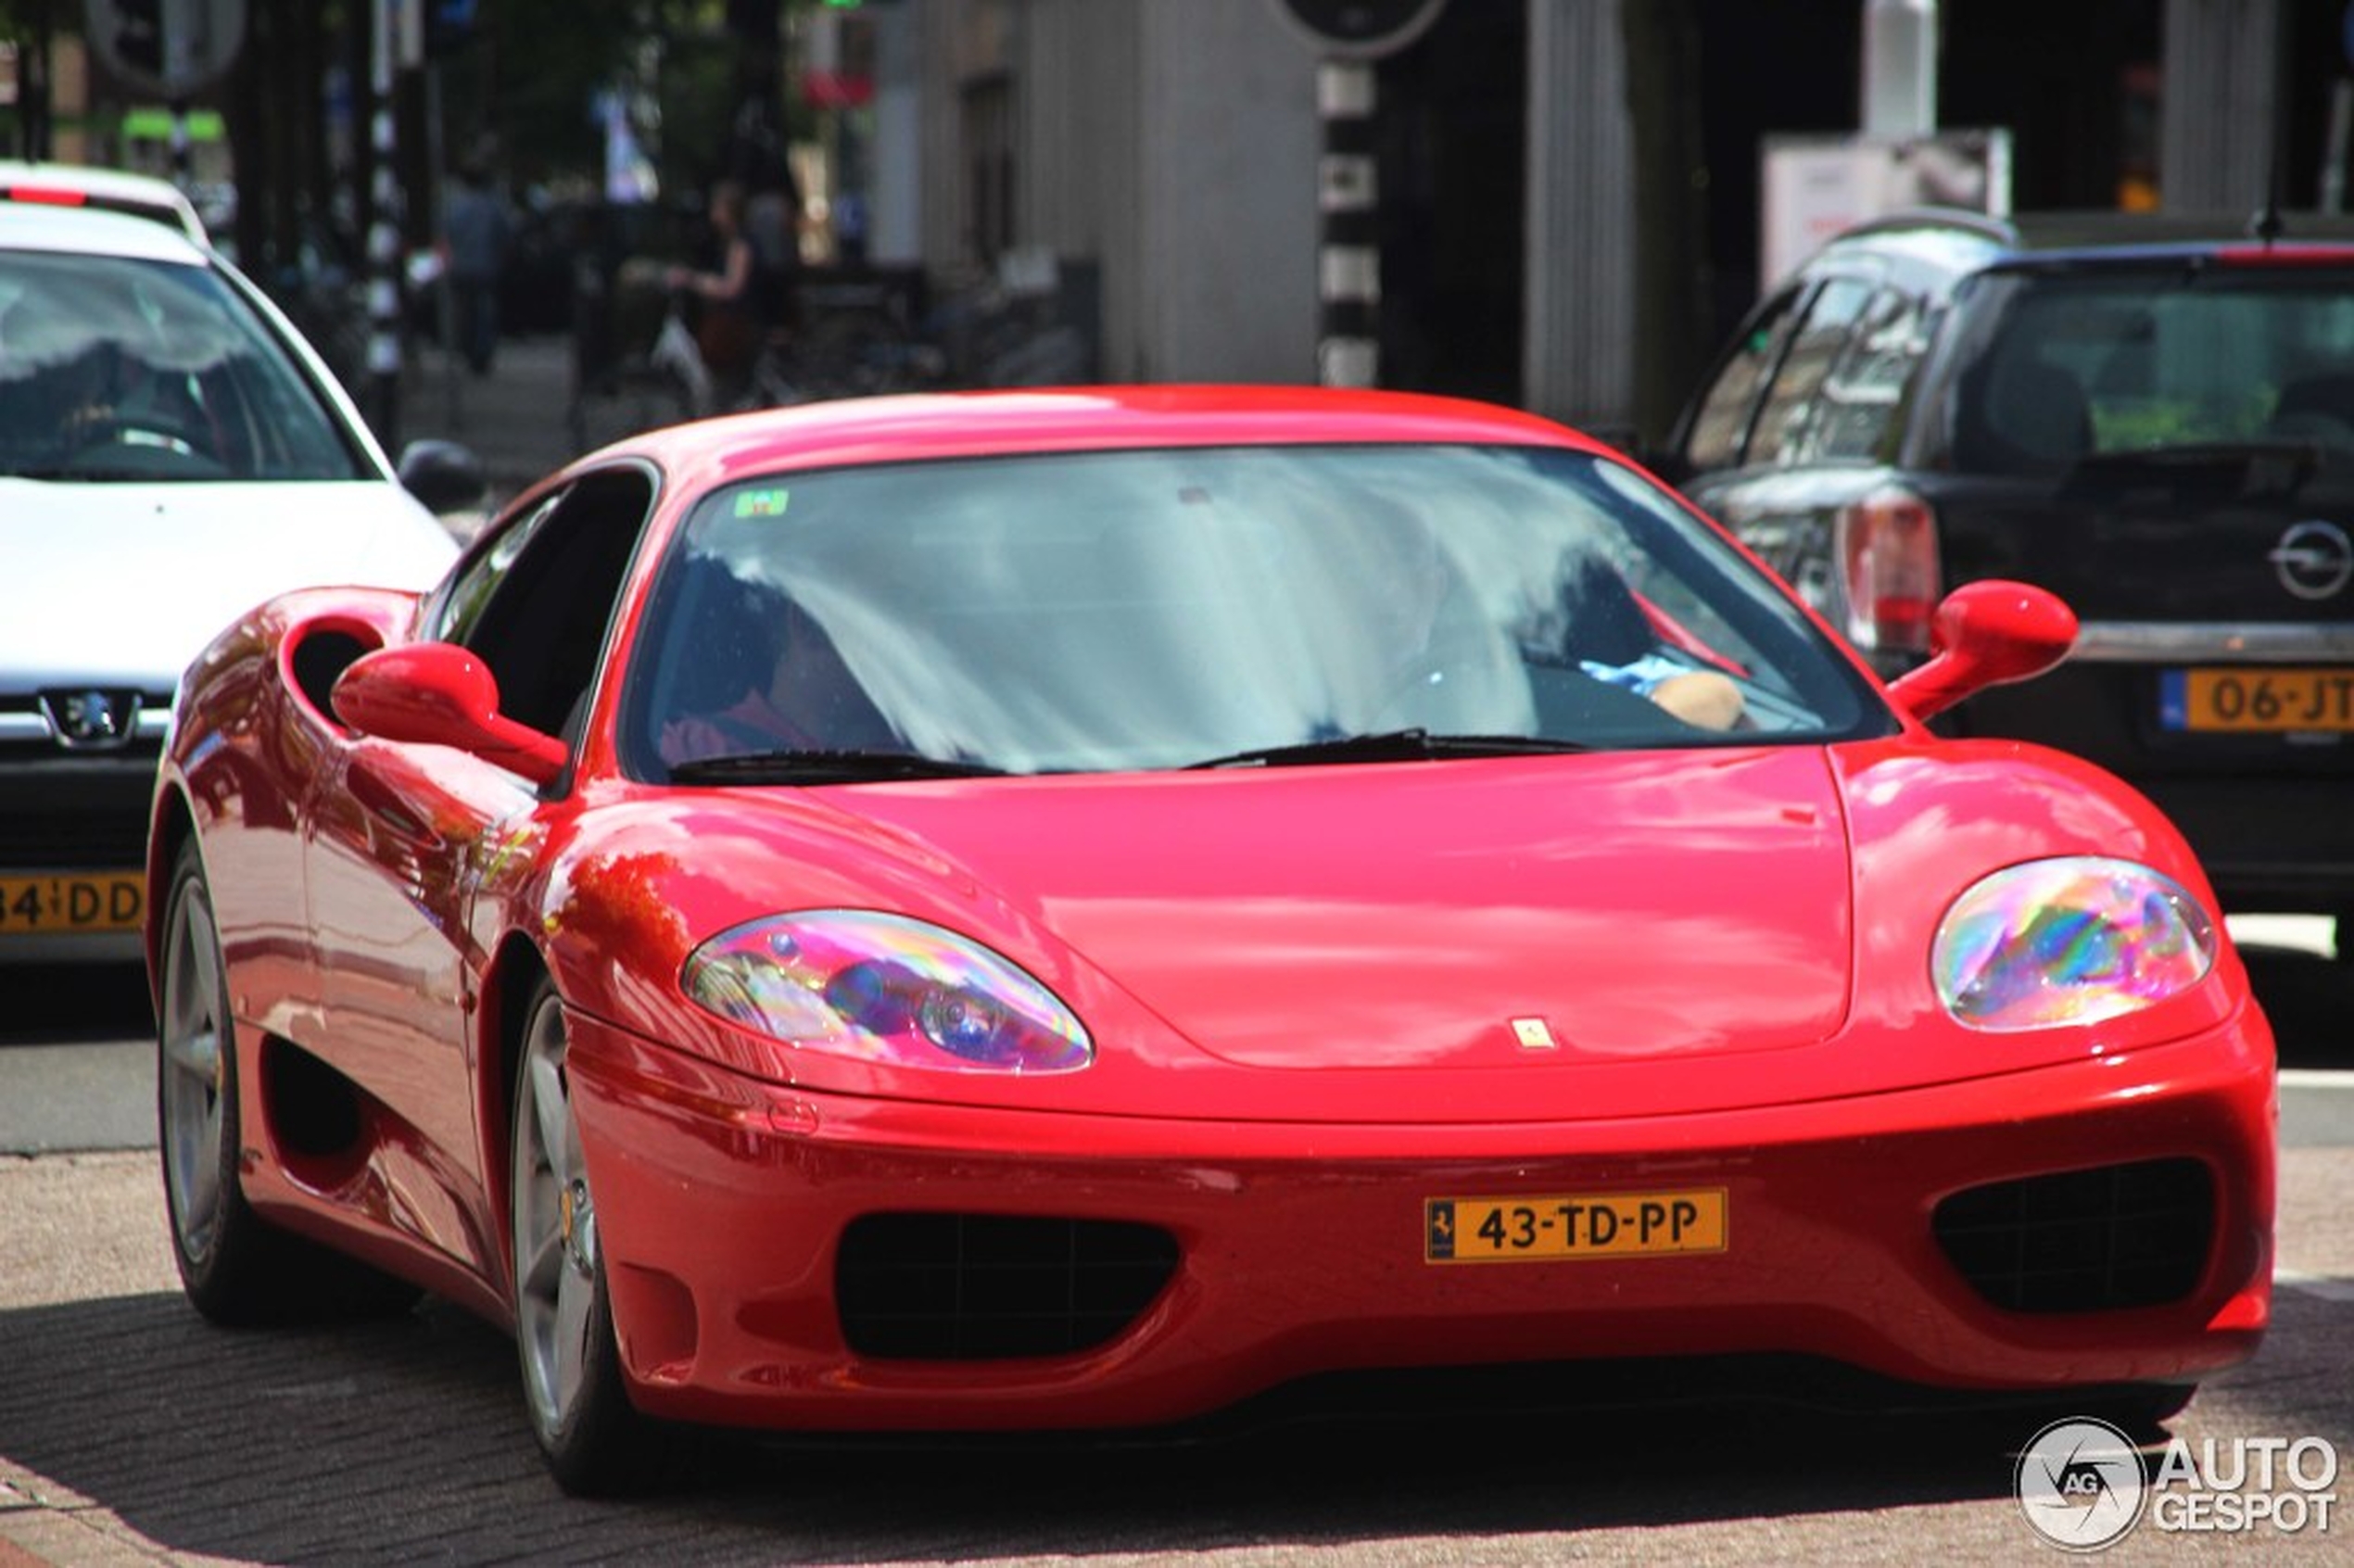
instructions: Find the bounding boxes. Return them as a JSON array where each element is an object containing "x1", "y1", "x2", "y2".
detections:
[
  {"x1": 1317, "y1": 59, "x2": 1380, "y2": 387},
  {"x1": 1270, "y1": 0, "x2": 1448, "y2": 388},
  {"x1": 363, "y1": 0, "x2": 411, "y2": 443}
]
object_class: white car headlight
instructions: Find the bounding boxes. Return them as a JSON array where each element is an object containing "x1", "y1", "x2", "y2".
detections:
[
  {"x1": 682, "y1": 910, "x2": 1093, "y2": 1073},
  {"x1": 1931, "y1": 856, "x2": 2217, "y2": 1032}
]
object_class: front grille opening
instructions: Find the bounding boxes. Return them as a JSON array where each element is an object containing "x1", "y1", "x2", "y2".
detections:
[
  {"x1": 836, "y1": 1213, "x2": 1180, "y2": 1361},
  {"x1": 1933, "y1": 1157, "x2": 2214, "y2": 1314}
]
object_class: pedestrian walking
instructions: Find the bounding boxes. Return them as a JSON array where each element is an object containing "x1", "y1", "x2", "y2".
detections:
[
  {"x1": 665, "y1": 178, "x2": 765, "y2": 398},
  {"x1": 441, "y1": 158, "x2": 513, "y2": 376},
  {"x1": 723, "y1": 54, "x2": 806, "y2": 342}
]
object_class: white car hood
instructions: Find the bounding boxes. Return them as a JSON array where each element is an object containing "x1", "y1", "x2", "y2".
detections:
[{"x1": 0, "y1": 479, "x2": 458, "y2": 689}]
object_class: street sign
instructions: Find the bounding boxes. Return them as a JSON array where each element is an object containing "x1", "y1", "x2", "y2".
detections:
[
  {"x1": 1269, "y1": 0, "x2": 1448, "y2": 60},
  {"x1": 85, "y1": 0, "x2": 247, "y2": 99}
]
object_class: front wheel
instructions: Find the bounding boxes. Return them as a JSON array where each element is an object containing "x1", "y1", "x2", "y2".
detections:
[
  {"x1": 511, "y1": 979, "x2": 663, "y2": 1494},
  {"x1": 157, "y1": 837, "x2": 416, "y2": 1323}
]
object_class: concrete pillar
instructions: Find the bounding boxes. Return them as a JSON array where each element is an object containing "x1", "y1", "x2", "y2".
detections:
[
  {"x1": 1862, "y1": 0, "x2": 1938, "y2": 137},
  {"x1": 1522, "y1": 0, "x2": 1635, "y2": 432},
  {"x1": 2161, "y1": 0, "x2": 2281, "y2": 214}
]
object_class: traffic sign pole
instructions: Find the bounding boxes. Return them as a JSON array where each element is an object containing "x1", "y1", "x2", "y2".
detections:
[
  {"x1": 364, "y1": 0, "x2": 406, "y2": 447},
  {"x1": 1269, "y1": 0, "x2": 1448, "y2": 389},
  {"x1": 1316, "y1": 60, "x2": 1379, "y2": 388}
]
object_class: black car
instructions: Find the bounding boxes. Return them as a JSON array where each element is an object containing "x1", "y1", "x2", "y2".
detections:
[{"x1": 1662, "y1": 206, "x2": 2354, "y2": 922}]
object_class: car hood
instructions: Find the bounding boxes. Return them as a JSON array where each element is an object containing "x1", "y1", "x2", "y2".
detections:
[
  {"x1": 0, "y1": 480, "x2": 456, "y2": 688},
  {"x1": 830, "y1": 748, "x2": 1854, "y2": 1070}
]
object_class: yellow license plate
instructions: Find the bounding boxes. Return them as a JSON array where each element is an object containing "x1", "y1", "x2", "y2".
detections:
[
  {"x1": 2163, "y1": 667, "x2": 2354, "y2": 732},
  {"x1": 1426, "y1": 1189, "x2": 1728, "y2": 1264},
  {"x1": 0, "y1": 872, "x2": 145, "y2": 935}
]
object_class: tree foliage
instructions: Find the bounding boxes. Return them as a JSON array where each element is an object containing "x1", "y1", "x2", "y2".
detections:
[
  {"x1": 0, "y1": 0, "x2": 805, "y2": 313},
  {"x1": 437, "y1": 0, "x2": 785, "y2": 197}
]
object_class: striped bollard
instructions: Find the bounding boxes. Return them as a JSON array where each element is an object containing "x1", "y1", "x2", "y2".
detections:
[
  {"x1": 365, "y1": 0, "x2": 405, "y2": 443},
  {"x1": 1317, "y1": 58, "x2": 1379, "y2": 388}
]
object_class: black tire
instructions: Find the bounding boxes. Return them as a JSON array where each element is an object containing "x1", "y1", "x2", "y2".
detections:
[
  {"x1": 157, "y1": 838, "x2": 419, "y2": 1324},
  {"x1": 509, "y1": 978, "x2": 668, "y2": 1494}
]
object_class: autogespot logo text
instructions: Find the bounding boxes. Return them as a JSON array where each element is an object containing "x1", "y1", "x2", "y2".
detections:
[{"x1": 2017, "y1": 1417, "x2": 2341, "y2": 1551}]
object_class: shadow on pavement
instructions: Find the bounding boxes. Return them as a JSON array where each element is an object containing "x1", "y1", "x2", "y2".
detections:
[
  {"x1": 0, "y1": 961, "x2": 151, "y2": 1046},
  {"x1": 0, "y1": 1289, "x2": 2037, "y2": 1566}
]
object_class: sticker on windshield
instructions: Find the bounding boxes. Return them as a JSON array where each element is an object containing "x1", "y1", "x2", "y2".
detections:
[{"x1": 734, "y1": 487, "x2": 791, "y2": 518}]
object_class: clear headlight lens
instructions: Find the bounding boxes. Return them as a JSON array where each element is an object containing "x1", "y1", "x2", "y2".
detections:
[
  {"x1": 682, "y1": 910, "x2": 1093, "y2": 1073},
  {"x1": 1931, "y1": 856, "x2": 2216, "y2": 1032}
]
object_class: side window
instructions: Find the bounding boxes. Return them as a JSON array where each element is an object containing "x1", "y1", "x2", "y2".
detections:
[
  {"x1": 1797, "y1": 287, "x2": 1933, "y2": 462},
  {"x1": 433, "y1": 468, "x2": 657, "y2": 737},
  {"x1": 1682, "y1": 287, "x2": 1805, "y2": 473},
  {"x1": 429, "y1": 490, "x2": 565, "y2": 646},
  {"x1": 1747, "y1": 277, "x2": 1875, "y2": 466}
]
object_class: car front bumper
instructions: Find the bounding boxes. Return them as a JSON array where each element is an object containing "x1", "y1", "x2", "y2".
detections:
[{"x1": 563, "y1": 1008, "x2": 2276, "y2": 1433}]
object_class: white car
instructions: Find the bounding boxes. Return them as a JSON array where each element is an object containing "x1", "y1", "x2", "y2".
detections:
[
  {"x1": 0, "y1": 160, "x2": 209, "y2": 244},
  {"x1": 0, "y1": 201, "x2": 477, "y2": 961}
]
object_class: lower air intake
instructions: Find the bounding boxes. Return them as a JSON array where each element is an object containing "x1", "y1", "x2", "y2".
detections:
[
  {"x1": 1933, "y1": 1157, "x2": 2214, "y2": 1313},
  {"x1": 836, "y1": 1212, "x2": 1180, "y2": 1360}
]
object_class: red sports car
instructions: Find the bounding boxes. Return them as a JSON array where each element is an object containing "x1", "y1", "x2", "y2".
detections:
[{"x1": 146, "y1": 386, "x2": 2274, "y2": 1494}]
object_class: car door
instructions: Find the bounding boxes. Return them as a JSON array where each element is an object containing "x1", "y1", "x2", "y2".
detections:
[{"x1": 300, "y1": 469, "x2": 655, "y2": 1271}]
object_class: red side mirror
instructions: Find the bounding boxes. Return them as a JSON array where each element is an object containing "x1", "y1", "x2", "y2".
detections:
[
  {"x1": 331, "y1": 643, "x2": 568, "y2": 787},
  {"x1": 1886, "y1": 580, "x2": 2078, "y2": 723}
]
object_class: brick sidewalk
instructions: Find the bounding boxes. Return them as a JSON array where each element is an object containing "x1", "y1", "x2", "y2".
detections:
[{"x1": 389, "y1": 332, "x2": 577, "y2": 507}]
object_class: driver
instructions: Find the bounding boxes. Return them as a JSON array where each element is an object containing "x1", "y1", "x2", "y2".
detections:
[
  {"x1": 660, "y1": 594, "x2": 892, "y2": 766},
  {"x1": 48, "y1": 339, "x2": 207, "y2": 458},
  {"x1": 1582, "y1": 652, "x2": 1745, "y2": 730},
  {"x1": 50, "y1": 344, "x2": 120, "y2": 450}
]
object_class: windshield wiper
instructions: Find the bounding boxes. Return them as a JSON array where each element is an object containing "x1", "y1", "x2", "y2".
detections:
[
  {"x1": 668, "y1": 748, "x2": 1009, "y2": 785},
  {"x1": 1184, "y1": 728, "x2": 1592, "y2": 770}
]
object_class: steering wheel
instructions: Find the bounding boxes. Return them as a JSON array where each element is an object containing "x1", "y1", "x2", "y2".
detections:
[
  {"x1": 59, "y1": 405, "x2": 219, "y2": 465},
  {"x1": 94, "y1": 407, "x2": 215, "y2": 452}
]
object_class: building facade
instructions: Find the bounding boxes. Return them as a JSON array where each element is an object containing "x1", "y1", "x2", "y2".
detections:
[{"x1": 857, "y1": 0, "x2": 2313, "y2": 442}]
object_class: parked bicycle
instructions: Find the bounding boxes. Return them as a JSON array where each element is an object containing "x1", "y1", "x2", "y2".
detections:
[
  {"x1": 569, "y1": 259, "x2": 949, "y2": 449},
  {"x1": 567, "y1": 259, "x2": 708, "y2": 450},
  {"x1": 770, "y1": 274, "x2": 944, "y2": 400}
]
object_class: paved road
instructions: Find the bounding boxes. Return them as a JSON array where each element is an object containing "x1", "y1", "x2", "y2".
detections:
[
  {"x1": 2, "y1": 1145, "x2": 2346, "y2": 1565},
  {"x1": 395, "y1": 333, "x2": 578, "y2": 506}
]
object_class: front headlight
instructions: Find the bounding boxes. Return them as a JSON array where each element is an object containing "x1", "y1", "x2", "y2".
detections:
[
  {"x1": 1931, "y1": 856, "x2": 2216, "y2": 1032},
  {"x1": 682, "y1": 910, "x2": 1094, "y2": 1073}
]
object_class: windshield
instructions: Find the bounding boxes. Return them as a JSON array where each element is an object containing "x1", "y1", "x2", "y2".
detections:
[
  {"x1": 0, "y1": 249, "x2": 369, "y2": 481},
  {"x1": 1945, "y1": 264, "x2": 2354, "y2": 475},
  {"x1": 621, "y1": 444, "x2": 1889, "y2": 780}
]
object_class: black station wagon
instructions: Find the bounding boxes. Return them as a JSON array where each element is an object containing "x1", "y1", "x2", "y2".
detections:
[{"x1": 1663, "y1": 207, "x2": 2354, "y2": 925}]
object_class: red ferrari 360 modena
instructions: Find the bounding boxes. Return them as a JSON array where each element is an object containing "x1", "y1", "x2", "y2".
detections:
[{"x1": 145, "y1": 386, "x2": 2274, "y2": 1494}]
